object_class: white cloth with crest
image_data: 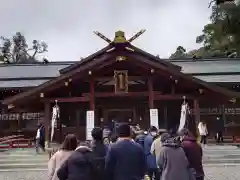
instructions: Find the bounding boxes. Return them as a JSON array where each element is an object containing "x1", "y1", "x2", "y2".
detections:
[
  {"x1": 178, "y1": 102, "x2": 189, "y2": 132},
  {"x1": 51, "y1": 105, "x2": 59, "y2": 142}
]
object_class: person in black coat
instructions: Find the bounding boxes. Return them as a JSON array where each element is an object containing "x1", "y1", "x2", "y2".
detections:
[
  {"x1": 105, "y1": 124, "x2": 146, "y2": 180},
  {"x1": 36, "y1": 123, "x2": 45, "y2": 153},
  {"x1": 135, "y1": 130, "x2": 147, "y2": 148},
  {"x1": 91, "y1": 127, "x2": 107, "y2": 180},
  {"x1": 57, "y1": 144, "x2": 96, "y2": 180}
]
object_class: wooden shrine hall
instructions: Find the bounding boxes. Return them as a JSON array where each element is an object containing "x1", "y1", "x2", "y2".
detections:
[{"x1": 2, "y1": 30, "x2": 240, "y2": 142}]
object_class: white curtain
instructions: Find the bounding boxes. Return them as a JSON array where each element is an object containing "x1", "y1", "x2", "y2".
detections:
[
  {"x1": 178, "y1": 103, "x2": 188, "y2": 132},
  {"x1": 51, "y1": 105, "x2": 60, "y2": 142}
]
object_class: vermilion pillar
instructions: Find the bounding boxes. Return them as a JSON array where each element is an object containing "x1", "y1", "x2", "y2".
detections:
[
  {"x1": 148, "y1": 77, "x2": 154, "y2": 109},
  {"x1": 89, "y1": 78, "x2": 95, "y2": 110},
  {"x1": 193, "y1": 99, "x2": 200, "y2": 137},
  {"x1": 194, "y1": 99, "x2": 200, "y2": 123},
  {"x1": 44, "y1": 101, "x2": 51, "y2": 147}
]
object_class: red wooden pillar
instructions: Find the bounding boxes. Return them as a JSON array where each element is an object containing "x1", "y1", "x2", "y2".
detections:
[
  {"x1": 148, "y1": 77, "x2": 154, "y2": 109},
  {"x1": 44, "y1": 101, "x2": 51, "y2": 147},
  {"x1": 193, "y1": 99, "x2": 200, "y2": 137},
  {"x1": 193, "y1": 99, "x2": 200, "y2": 123},
  {"x1": 89, "y1": 78, "x2": 95, "y2": 110}
]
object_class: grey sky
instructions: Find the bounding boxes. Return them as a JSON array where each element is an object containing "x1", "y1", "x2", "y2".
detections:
[{"x1": 0, "y1": 0, "x2": 211, "y2": 61}]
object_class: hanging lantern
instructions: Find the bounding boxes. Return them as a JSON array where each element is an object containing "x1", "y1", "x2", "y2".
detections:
[{"x1": 199, "y1": 89, "x2": 204, "y2": 94}]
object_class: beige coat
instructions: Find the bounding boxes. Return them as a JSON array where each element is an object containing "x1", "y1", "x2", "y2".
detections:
[
  {"x1": 150, "y1": 137, "x2": 162, "y2": 165},
  {"x1": 48, "y1": 150, "x2": 73, "y2": 180}
]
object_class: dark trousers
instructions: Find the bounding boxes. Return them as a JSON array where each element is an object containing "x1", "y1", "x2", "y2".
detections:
[
  {"x1": 196, "y1": 176, "x2": 204, "y2": 180},
  {"x1": 200, "y1": 135, "x2": 207, "y2": 144},
  {"x1": 216, "y1": 132, "x2": 223, "y2": 143},
  {"x1": 36, "y1": 139, "x2": 45, "y2": 153},
  {"x1": 147, "y1": 168, "x2": 159, "y2": 180}
]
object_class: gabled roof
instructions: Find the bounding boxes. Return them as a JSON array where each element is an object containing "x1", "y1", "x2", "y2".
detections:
[
  {"x1": 2, "y1": 42, "x2": 240, "y2": 105},
  {"x1": 1, "y1": 56, "x2": 240, "y2": 88},
  {"x1": 60, "y1": 45, "x2": 113, "y2": 74},
  {"x1": 60, "y1": 43, "x2": 182, "y2": 74}
]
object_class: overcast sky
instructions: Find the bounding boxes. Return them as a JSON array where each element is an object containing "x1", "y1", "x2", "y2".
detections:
[{"x1": 0, "y1": 0, "x2": 211, "y2": 61}]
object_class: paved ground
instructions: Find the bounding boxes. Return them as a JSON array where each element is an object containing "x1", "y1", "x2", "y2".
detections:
[
  {"x1": 0, "y1": 166, "x2": 239, "y2": 180},
  {"x1": 0, "y1": 145, "x2": 239, "y2": 180}
]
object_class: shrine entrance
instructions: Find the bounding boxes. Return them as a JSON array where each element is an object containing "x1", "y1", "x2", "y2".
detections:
[{"x1": 104, "y1": 109, "x2": 134, "y2": 124}]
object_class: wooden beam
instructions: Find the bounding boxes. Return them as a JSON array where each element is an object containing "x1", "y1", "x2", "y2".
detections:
[
  {"x1": 42, "y1": 96, "x2": 90, "y2": 103},
  {"x1": 94, "y1": 76, "x2": 148, "y2": 82},
  {"x1": 82, "y1": 91, "x2": 163, "y2": 98},
  {"x1": 154, "y1": 94, "x2": 196, "y2": 100}
]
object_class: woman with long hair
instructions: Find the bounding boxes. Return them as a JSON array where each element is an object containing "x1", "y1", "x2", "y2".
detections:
[{"x1": 48, "y1": 134, "x2": 78, "y2": 180}]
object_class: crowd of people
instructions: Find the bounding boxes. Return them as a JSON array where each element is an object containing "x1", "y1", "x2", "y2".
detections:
[{"x1": 47, "y1": 123, "x2": 204, "y2": 180}]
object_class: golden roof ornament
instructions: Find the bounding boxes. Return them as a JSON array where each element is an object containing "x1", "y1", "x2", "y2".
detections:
[
  {"x1": 113, "y1": 31, "x2": 127, "y2": 43},
  {"x1": 93, "y1": 29, "x2": 146, "y2": 44}
]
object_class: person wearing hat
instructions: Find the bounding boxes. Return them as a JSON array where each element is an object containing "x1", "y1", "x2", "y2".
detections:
[{"x1": 105, "y1": 123, "x2": 146, "y2": 180}]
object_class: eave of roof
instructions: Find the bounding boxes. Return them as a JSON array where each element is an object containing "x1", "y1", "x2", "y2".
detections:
[
  {"x1": 59, "y1": 45, "x2": 113, "y2": 74},
  {"x1": 2, "y1": 50, "x2": 116, "y2": 105},
  {"x1": 3, "y1": 45, "x2": 240, "y2": 105}
]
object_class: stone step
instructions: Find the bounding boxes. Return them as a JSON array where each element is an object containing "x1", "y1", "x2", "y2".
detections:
[
  {"x1": 0, "y1": 168, "x2": 47, "y2": 172},
  {"x1": 0, "y1": 158, "x2": 48, "y2": 164},
  {"x1": 0, "y1": 153, "x2": 48, "y2": 159},
  {"x1": 203, "y1": 154, "x2": 240, "y2": 159},
  {"x1": 203, "y1": 158, "x2": 240, "y2": 164},
  {"x1": 0, "y1": 163, "x2": 47, "y2": 170},
  {"x1": 0, "y1": 148, "x2": 48, "y2": 171}
]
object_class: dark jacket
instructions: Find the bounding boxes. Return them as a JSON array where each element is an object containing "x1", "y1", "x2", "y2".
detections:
[
  {"x1": 157, "y1": 138, "x2": 189, "y2": 180},
  {"x1": 135, "y1": 134, "x2": 146, "y2": 148},
  {"x1": 105, "y1": 139, "x2": 146, "y2": 180},
  {"x1": 144, "y1": 134, "x2": 157, "y2": 169},
  {"x1": 39, "y1": 126, "x2": 45, "y2": 147},
  {"x1": 57, "y1": 146, "x2": 96, "y2": 180},
  {"x1": 182, "y1": 135, "x2": 204, "y2": 177},
  {"x1": 91, "y1": 141, "x2": 107, "y2": 180}
]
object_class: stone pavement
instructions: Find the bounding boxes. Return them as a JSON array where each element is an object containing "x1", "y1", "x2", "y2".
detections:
[
  {"x1": 0, "y1": 148, "x2": 48, "y2": 171},
  {"x1": 0, "y1": 145, "x2": 239, "y2": 180}
]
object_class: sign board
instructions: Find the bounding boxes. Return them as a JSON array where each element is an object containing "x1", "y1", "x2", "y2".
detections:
[
  {"x1": 150, "y1": 109, "x2": 159, "y2": 129},
  {"x1": 86, "y1": 110, "x2": 95, "y2": 140},
  {"x1": 0, "y1": 112, "x2": 44, "y2": 121}
]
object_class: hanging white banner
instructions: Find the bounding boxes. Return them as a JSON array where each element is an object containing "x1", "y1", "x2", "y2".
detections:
[
  {"x1": 51, "y1": 105, "x2": 59, "y2": 142},
  {"x1": 178, "y1": 103, "x2": 188, "y2": 132},
  {"x1": 86, "y1": 110, "x2": 95, "y2": 141},
  {"x1": 150, "y1": 109, "x2": 159, "y2": 129}
]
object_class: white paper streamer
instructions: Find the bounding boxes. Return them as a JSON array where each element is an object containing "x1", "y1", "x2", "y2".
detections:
[
  {"x1": 51, "y1": 105, "x2": 59, "y2": 142},
  {"x1": 178, "y1": 103, "x2": 188, "y2": 132}
]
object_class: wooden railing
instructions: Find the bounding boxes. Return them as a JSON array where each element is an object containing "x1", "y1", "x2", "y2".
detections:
[{"x1": 0, "y1": 135, "x2": 33, "y2": 148}]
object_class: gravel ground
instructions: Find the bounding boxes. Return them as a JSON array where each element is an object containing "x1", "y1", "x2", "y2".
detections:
[{"x1": 0, "y1": 166, "x2": 239, "y2": 180}]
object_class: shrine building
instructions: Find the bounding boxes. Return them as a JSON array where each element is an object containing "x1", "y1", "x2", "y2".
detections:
[{"x1": 1, "y1": 31, "x2": 240, "y2": 142}]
